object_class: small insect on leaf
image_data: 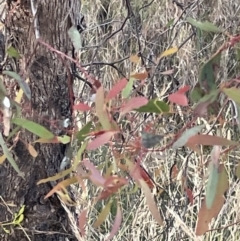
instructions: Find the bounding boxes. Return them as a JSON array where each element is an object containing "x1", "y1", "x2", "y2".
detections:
[
  {"x1": 141, "y1": 131, "x2": 163, "y2": 148},
  {"x1": 159, "y1": 47, "x2": 178, "y2": 60}
]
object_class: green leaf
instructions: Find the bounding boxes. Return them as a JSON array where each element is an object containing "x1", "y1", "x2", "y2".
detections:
[
  {"x1": 199, "y1": 52, "x2": 221, "y2": 92},
  {"x1": 199, "y1": 53, "x2": 221, "y2": 92},
  {"x1": 68, "y1": 26, "x2": 82, "y2": 51},
  {"x1": 172, "y1": 125, "x2": 205, "y2": 149},
  {"x1": 93, "y1": 200, "x2": 112, "y2": 228},
  {"x1": 122, "y1": 77, "x2": 134, "y2": 98},
  {"x1": 223, "y1": 87, "x2": 240, "y2": 105},
  {"x1": 0, "y1": 133, "x2": 24, "y2": 178},
  {"x1": 0, "y1": 77, "x2": 7, "y2": 96},
  {"x1": 2, "y1": 227, "x2": 10, "y2": 234},
  {"x1": 166, "y1": 19, "x2": 174, "y2": 27},
  {"x1": 217, "y1": 165, "x2": 229, "y2": 195},
  {"x1": 57, "y1": 135, "x2": 70, "y2": 144},
  {"x1": 12, "y1": 118, "x2": 54, "y2": 139},
  {"x1": 7, "y1": 46, "x2": 20, "y2": 59},
  {"x1": 95, "y1": 86, "x2": 112, "y2": 130},
  {"x1": 76, "y1": 121, "x2": 92, "y2": 142},
  {"x1": 17, "y1": 205, "x2": 25, "y2": 216},
  {"x1": 3, "y1": 71, "x2": 31, "y2": 100},
  {"x1": 190, "y1": 83, "x2": 205, "y2": 103},
  {"x1": 136, "y1": 99, "x2": 169, "y2": 113},
  {"x1": 73, "y1": 141, "x2": 88, "y2": 170},
  {"x1": 236, "y1": 163, "x2": 240, "y2": 178},
  {"x1": 15, "y1": 214, "x2": 24, "y2": 224},
  {"x1": 206, "y1": 162, "x2": 219, "y2": 209},
  {"x1": 186, "y1": 17, "x2": 222, "y2": 33}
]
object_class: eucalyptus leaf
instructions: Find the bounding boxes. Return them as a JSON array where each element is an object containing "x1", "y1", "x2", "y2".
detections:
[
  {"x1": 0, "y1": 133, "x2": 24, "y2": 178},
  {"x1": 12, "y1": 117, "x2": 54, "y2": 139},
  {"x1": 3, "y1": 71, "x2": 31, "y2": 100},
  {"x1": 187, "y1": 17, "x2": 222, "y2": 33}
]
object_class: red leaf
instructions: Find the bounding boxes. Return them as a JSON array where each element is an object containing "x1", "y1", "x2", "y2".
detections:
[
  {"x1": 78, "y1": 209, "x2": 87, "y2": 237},
  {"x1": 168, "y1": 93, "x2": 188, "y2": 106},
  {"x1": 187, "y1": 134, "x2": 238, "y2": 146},
  {"x1": 139, "y1": 179, "x2": 163, "y2": 226},
  {"x1": 130, "y1": 72, "x2": 148, "y2": 81},
  {"x1": 73, "y1": 103, "x2": 91, "y2": 111},
  {"x1": 138, "y1": 165, "x2": 155, "y2": 190},
  {"x1": 106, "y1": 203, "x2": 122, "y2": 241},
  {"x1": 129, "y1": 160, "x2": 155, "y2": 190},
  {"x1": 168, "y1": 86, "x2": 190, "y2": 106},
  {"x1": 106, "y1": 78, "x2": 128, "y2": 100},
  {"x1": 97, "y1": 176, "x2": 129, "y2": 200},
  {"x1": 177, "y1": 85, "x2": 190, "y2": 94},
  {"x1": 87, "y1": 131, "x2": 117, "y2": 150},
  {"x1": 104, "y1": 176, "x2": 128, "y2": 189},
  {"x1": 120, "y1": 97, "x2": 148, "y2": 115},
  {"x1": 186, "y1": 188, "x2": 194, "y2": 205},
  {"x1": 82, "y1": 159, "x2": 106, "y2": 186}
]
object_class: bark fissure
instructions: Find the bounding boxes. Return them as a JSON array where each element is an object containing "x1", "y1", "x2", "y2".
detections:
[{"x1": 0, "y1": 1, "x2": 82, "y2": 240}]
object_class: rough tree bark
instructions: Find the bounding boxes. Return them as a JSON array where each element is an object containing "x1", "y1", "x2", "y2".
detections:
[{"x1": 0, "y1": 1, "x2": 81, "y2": 240}]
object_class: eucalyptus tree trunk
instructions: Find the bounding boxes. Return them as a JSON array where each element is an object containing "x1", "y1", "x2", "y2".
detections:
[{"x1": 0, "y1": 1, "x2": 82, "y2": 240}]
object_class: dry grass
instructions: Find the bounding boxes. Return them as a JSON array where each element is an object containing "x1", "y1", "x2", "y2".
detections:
[{"x1": 67, "y1": 0, "x2": 240, "y2": 240}]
